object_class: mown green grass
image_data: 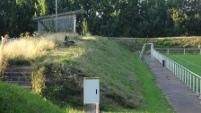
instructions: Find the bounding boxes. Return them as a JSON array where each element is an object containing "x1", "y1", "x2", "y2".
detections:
[
  {"x1": 0, "y1": 81, "x2": 64, "y2": 113},
  {"x1": 0, "y1": 81, "x2": 85, "y2": 113},
  {"x1": 129, "y1": 54, "x2": 174, "y2": 112},
  {"x1": 166, "y1": 54, "x2": 201, "y2": 76}
]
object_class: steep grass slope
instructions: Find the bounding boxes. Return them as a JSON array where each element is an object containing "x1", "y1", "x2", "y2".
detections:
[
  {"x1": 41, "y1": 35, "x2": 174, "y2": 112},
  {"x1": 0, "y1": 81, "x2": 63, "y2": 113}
]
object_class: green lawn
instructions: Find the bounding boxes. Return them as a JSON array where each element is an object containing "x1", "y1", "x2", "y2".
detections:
[
  {"x1": 0, "y1": 81, "x2": 64, "y2": 113},
  {"x1": 132, "y1": 54, "x2": 175, "y2": 112},
  {"x1": 166, "y1": 54, "x2": 201, "y2": 76}
]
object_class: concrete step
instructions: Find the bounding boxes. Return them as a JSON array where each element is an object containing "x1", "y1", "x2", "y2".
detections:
[
  {"x1": 1, "y1": 76, "x2": 31, "y2": 81},
  {"x1": 5, "y1": 66, "x2": 33, "y2": 73},
  {"x1": 7, "y1": 81, "x2": 32, "y2": 86},
  {"x1": 21, "y1": 85, "x2": 32, "y2": 89},
  {"x1": 4, "y1": 72, "x2": 32, "y2": 76},
  {"x1": 3, "y1": 65, "x2": 33, "y2": 90}
]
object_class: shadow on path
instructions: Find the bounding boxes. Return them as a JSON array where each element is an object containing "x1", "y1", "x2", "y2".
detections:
[{"x1": 144, "y1": 56, "x2": 201, "y2": 113}]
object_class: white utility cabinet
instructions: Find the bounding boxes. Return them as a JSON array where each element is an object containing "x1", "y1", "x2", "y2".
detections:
[{"x1": 84, "y1": 77, "x2": 100, "y2": 104}]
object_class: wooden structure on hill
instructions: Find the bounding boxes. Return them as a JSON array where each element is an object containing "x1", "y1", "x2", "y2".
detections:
[{"x1": 33, "y1": 10, "x2": 86, "y2": 33}]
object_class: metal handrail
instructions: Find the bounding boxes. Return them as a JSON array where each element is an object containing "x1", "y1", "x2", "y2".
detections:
[{"x1": 151, "y1": 45, "x2": 201, "y2": 98}]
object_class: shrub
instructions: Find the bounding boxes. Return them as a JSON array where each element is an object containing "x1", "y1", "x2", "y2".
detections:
[
  {"x1": 163, "y1": 41, "x2": 177, "y2": 47},
  {"x1": 32, "y1": 66, "x2": 46, "y2": 94},
  {"x1": 81, "y1": 18, "x2": 88, "y2": 36},
  {"x1": 155, "y1": 39, "x2": 177, "y2": 47}
]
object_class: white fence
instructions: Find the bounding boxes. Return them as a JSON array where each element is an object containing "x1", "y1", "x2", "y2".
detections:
[
  {"x1": 155, "y1": 48, "x2": 201, "y2": 55},
  {"x1": 151, "y1": 45, "x2": 201, "y2": 98}
]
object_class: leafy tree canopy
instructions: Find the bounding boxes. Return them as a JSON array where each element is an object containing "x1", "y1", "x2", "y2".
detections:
[{"x1": 1, "y1": 0, "x2": 201, "y2": 37}]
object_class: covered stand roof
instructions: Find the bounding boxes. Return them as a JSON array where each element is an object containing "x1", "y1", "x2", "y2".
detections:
[
  {"x1": 33, "y1": 10, "x2": 86, "y2": 20},
  {"x1": 33, "y1": 10, "x2": 86, "y2": 33}
]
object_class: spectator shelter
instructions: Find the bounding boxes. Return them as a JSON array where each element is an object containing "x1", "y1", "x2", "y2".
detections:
[{"x1": 33, "y1": 10, "x2": 85, "y2": 33}]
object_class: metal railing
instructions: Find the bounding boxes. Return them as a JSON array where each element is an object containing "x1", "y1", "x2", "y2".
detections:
[
  {"x1": 151, "y1": 44, "x2": 201, "y2": 98},
  {"x1": 139, "y1": 43, "x2": 154, "y2": 61},
  {"x1": 155, "y1": 48, "x2": 201, "y2": 55}
]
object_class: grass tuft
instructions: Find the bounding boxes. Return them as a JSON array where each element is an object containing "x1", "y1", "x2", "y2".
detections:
[{"x1": 32, "y1": 66, "x2": 46, "y2": 94}]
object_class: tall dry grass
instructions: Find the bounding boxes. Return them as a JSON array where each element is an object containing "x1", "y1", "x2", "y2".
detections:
[
  {"x1": 0, "y1": 37, "x2": 7, "y2": 76},
  {"x1": 2, "y1": 37, "x2": 55, "y2": 60},
  {"x1": 0, "y1": 54, "x2": 7, "y2": 76},
  {"x1": 1, "y1": 32, "x2": 81, "y2": 61},
  {"x1": 40, "y1": 32, "x2": 80, "y2": 46}
]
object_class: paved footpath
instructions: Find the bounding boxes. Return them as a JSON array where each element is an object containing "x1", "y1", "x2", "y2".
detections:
[{"x1": 144, "y1": 56, "x2": 201, "y2": 113}]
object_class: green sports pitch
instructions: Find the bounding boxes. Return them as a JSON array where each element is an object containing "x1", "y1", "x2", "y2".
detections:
[{"x1": 165, "y1": 54, "x2": 201, "y2": 76}]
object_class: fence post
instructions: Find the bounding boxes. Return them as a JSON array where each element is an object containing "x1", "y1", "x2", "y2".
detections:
[
  {"x1": 184, "y1": 49, "x2": 186, "y2": 55},
  {"x1": 173, "y1": 63, "x2": 175, "y2": 75},
  {"x1": 190, "y1": 74, "x2": 192, "y2": 89},
  {"x1": 180, "y1": 69, "x2": 183, "y2": 82},
  {"x1": 200, "y1": 49, "x2": 201, "y2": 55},
  {"x1": 172, "y1": 62, "x2": 174, "y2": 74},
  {"x1": 196, "y1": 77, "x2": 198, "y2": 95},
  {"x1": 193, "y1": 75, "x2": 195, "y2": 92},
  {"x1": 162, "y1": 60, "x2": 165, "y2": 67},
  {"x1": 177, "y1": 65, "x2": 179, "y2": 78},
  {"x1": 188, "y1": 72, "x2": 190, "y2": 88},
  {"x1": 179, "y1": 66, "x2": 181, "y2": 81},
  {"x1": 167, "y1": 49, "x2": 169, "y2": 55},
  {"x1": 187, "y1": 71, "x2": 189, "y2": 86},
  {"x1": 200, "y1": 79, "x2": 201, "y2": 99},
  {"x1": 182, "y1": 68, "x2": 184, "y2": 82},
  {"x1": 184, "y1": 69, "x2": 187, "y2": 84}
]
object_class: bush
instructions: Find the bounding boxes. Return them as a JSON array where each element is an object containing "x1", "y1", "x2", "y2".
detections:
[
  {"x1": 81, "y1": 18, "x2": 88, "y2": 36},
  {"x1": 155, "y1": 39, "x2": 177, "y2": 47}
]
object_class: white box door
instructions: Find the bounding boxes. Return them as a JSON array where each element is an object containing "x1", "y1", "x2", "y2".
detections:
[{"x1": 84, "y1": 79, "x2": 99, "y2": 104}]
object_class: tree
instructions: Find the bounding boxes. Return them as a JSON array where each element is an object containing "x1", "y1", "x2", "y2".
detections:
[
  {"x1": 34, "y1": 0, "x2": 46, "y2": 16},
  {"x1": 137, "y1": 0, "x2": 167, "y2": 37}
]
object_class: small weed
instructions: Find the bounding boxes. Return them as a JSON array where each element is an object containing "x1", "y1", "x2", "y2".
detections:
[
  {"x1": 183, "y1": 44, "x2": 190, "y2": 48},
  {"x1": 32, "y1": 66, "x2": 46, "y2": 94}
]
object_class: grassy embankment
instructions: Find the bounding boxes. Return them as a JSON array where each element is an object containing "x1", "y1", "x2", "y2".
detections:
[
  {"x1": 0, "y1": 33, "x2": 175, "y2": 112},
  {"x1": 0, "y1": 81, "x2": 64, "y2": 113},
  {"x1": 115, "y1": 36, "x2": 201, "y2": 52}
]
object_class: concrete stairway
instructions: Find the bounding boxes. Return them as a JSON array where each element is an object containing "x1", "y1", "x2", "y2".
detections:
[{"x1": 1, "y1": 66, "x2": 33, "y2": 90}]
